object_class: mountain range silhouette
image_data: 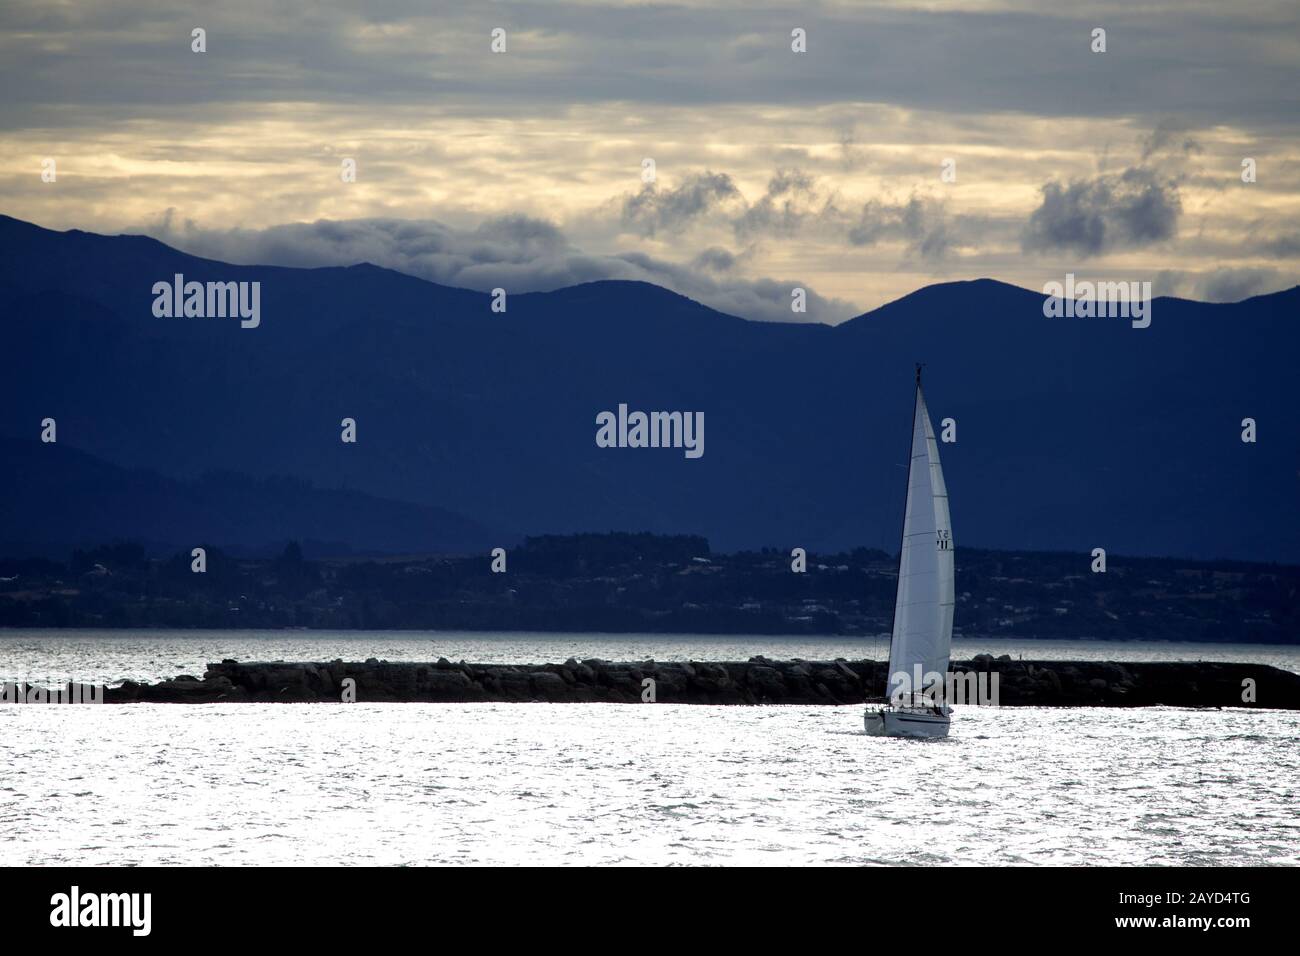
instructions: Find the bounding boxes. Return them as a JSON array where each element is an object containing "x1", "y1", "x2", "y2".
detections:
[{"x1": 2, "y1": 214, "x2": 1296, "y2": 561}]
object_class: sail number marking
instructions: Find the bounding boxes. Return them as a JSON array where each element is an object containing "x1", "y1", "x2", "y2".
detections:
[{"x1": 936, "y1": 529, "x2": 952, "y2": 551}]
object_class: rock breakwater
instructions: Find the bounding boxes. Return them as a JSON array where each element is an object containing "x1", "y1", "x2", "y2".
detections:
[{"x1": 98, "y1": 656, "x2": 1300, "y2": 709}]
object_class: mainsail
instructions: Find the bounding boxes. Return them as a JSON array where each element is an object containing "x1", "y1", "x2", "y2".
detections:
[{"x1": 886, "y1": 373, "x2": 955, "y2": 702}]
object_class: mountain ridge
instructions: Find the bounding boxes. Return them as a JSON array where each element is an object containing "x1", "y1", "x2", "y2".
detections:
[
  {"x1": 2, "y1": 213, "x2": 1296, "y2": 561},
  {"x1": 6, "y1": 213, "x2": 1299, "y2": 325}
]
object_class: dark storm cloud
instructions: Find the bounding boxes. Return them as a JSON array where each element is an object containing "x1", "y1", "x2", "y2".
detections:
[
  {"x1": 849, "y1": 196, "x2": 959, "y2": 262},
  {"x1": 1022, "y1": 167, "x2": 1182, "y2": 256},
  {"x1": 733, "y1": 169, "x2": 823, "y2": 239},
  {"x1": 1, "y1": 1, "x2": 1297, "y2": 131},
  {"x1": 1139, "y1": 119, "x2": 1203, "y2": 162},
  {"x1": 624, "y1": 166, "x2": 835, "y2": 245},
  {"x1": 618, "y1": 167, "x2": 986, "y2": 263},
  {"x1": 621, "y1": 172, "x2": 741, "y2": 237}
]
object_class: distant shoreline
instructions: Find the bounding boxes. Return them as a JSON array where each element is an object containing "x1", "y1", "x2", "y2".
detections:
[
  {"x1": 5, "y1": 538, "x2": 1295, "y2": 645},
  {"x1": 2, "y1": 625, "x2": 1297, "y2": 648}
]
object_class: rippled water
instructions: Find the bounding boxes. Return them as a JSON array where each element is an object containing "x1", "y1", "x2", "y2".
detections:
[
  {"x1": 2, "y1": 629, "x2": 1297, "y2": 685},
  {"x1": 3, "y1": 632, "x2": 1297, "y2": 865},
  {"x1": 2, "y1": 703, "x2": 1296, "y2": 866}
]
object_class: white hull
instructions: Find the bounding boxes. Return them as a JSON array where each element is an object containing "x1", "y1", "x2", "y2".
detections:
[{"x1": 863, "y1": 707, "x2": 951, "y2": 739}]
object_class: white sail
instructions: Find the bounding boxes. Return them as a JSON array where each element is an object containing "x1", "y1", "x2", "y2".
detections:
[{"x1": 886, "y1": 383, "x2": 954, "y2": 702}]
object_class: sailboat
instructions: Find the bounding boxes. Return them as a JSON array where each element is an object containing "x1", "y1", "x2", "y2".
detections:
[{"x1": 864, "y1": 366, "x2": 955, "y2": 739}]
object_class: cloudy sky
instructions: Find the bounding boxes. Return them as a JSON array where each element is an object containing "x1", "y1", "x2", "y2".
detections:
[{"x1": 3, "y1": 0, "x2": 1298, "y2": 321}]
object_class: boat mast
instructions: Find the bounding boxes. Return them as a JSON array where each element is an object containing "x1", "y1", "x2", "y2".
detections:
[{"x1": 884, "y1": 363, "x2": 924, "y2": 702}]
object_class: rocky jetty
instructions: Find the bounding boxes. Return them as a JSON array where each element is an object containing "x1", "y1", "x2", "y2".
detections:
[{"x1": 100, "y1": 655, "x2": 1300, "y2": 709}]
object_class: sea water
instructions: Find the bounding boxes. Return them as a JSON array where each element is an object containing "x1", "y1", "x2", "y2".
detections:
[{"x1": 1, "y1": 631, "x2": 1296, "y2": 866}]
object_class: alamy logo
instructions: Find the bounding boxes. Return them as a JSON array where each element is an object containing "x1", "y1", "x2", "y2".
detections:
[
  {"x1": 50, "y1": 886, "x2": 151, "y2": 936},
  {"x1": 152, "y1": 273, "x2": 261, "y2": 328},
  {"x1": 889, "y1": 665, "x2": 1000, "y2": 707},
  {"x1": 596, "y1": 404, "x2": 704, "y2": 459},
  {"x1": 2, "y1": 680, "x2": 103, "y2": 704},
  {"x1": 1042, "y1": 273, "x2": 1151, "y2": 328}
]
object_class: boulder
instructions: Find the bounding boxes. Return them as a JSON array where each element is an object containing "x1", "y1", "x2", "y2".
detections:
[
  {"x1": 746, "y1": 665, "x2": 786, "y2": 699},
  {"x1": 530, "y1": 671, "x2": 570, "y2": 701}
]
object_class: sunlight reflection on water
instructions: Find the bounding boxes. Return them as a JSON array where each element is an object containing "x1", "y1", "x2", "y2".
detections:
[{"x1": 1, "y1": 702, "x2": 1296, "y2": 866}]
